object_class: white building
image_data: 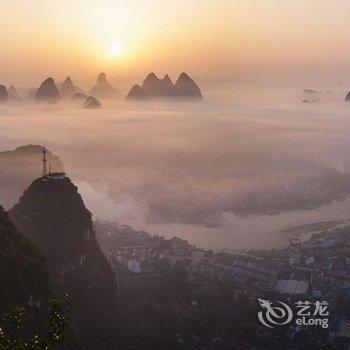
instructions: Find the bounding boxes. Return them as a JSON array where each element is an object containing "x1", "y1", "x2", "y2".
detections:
[{"x1": 128, "y1": 259, "x2": 141, "y2": 274}]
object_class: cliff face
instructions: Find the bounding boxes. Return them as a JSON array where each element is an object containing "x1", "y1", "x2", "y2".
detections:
[
  {"x1": 0, "y1": 206, "x2": 51, "y2": 313},
  {"x1": 9, "y1": 175, "x2": 134, "y2": 349}
]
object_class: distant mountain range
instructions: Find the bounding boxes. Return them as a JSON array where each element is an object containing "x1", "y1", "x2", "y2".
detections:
[
  {"x1": 1, "y1": 71, "x2": 204, "y2": 103},
  {"x1": 126, "y1": 72, "x2": 202, "y2": 101}
]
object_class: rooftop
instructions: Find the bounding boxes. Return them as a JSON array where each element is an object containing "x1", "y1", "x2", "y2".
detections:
[{"x1": 273, "y1": 279, "x2": 309, "y2": 295}]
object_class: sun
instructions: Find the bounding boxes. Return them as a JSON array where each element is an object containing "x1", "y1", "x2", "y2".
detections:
[{"x1": 109, "y1": 43, "x2": 124, "y2": 58}]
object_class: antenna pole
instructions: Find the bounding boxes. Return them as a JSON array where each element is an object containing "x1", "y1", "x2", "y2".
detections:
[{"x1": 42, "y1": 147, "x2": 47, "y2": 177}]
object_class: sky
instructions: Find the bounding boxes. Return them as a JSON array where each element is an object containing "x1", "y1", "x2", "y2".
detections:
[{"x1": 1, "y1": 0, "x2": 350, "y2": 85}]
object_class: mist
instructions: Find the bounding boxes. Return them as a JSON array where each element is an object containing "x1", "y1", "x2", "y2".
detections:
[{"x1": 2, "y1": 81, "x2": 350, "y2": 251}]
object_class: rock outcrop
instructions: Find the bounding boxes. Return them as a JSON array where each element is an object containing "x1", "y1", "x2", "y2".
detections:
[
  {"x1": 60, "y1": 76, "x2": 76, "y2": 97},
  {"x1": 345, "y1": 91, "x2": 350, "y2": 101},
  {"x1": 9, "y1": 175, "x2": 134, "y2": 349},
  {"x1": 83, "y1": 96, "x2": 101, "y2": 109},
  {"x1": 0, "y1": 85, "x2": 8, "y2": 101},
  {"x1": 126, "y1": 84, "x2": 147, "y2": 100},
  {"x1": 89, "y1": 73, "x2": 118, "y2": 97},
  {"x1": 0, "y1": 206, "x2": 51, "y2": 313},
  {"x1": 35, "y1": 77, "x2": 62, "y2": 102},
  {"x1": 174, "y1": 72, "x2": 203, "y2": 99},
  {"x1": 71, "y1": 92, "x2": 87, "y2": 101},
  {"x1": 127, "y1": 72, "x2": 202, "y2": 100},
  {"x1": 8, "y1": 85, "x2": 19, "y2": 98},
  {"x1": 303, "y1": 89, "x2": 318, "y2": 95},
  {"x1": 141, "y1": 73, "x2": 176, "y2": 98}
]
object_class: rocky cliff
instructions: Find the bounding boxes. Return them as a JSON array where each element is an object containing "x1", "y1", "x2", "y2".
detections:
[
  {"x1": 0, "y1": 206, "x2": 51, "y2": 313},
  {"x1": 9, "y1": 174, "x2": 137, "y2": 349}
]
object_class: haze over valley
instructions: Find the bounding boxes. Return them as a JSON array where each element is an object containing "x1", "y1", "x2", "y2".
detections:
[{"x1": 2, "y1": 79, "x2": 350, "y2": 250}]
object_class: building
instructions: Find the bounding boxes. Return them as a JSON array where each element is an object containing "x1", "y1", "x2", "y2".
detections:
[{"x1": 273, "y1": 279, "x2": 309, "y2": 295}]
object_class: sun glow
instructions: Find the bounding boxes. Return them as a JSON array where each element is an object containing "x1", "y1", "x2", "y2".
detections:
[{"x1": 109, "y1": 43, "x2": 124, "y2": 58}]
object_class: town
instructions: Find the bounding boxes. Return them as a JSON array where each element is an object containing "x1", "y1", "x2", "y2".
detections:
[{"x1": 94, "y1": 220, "x2": 350, "y2": 349}]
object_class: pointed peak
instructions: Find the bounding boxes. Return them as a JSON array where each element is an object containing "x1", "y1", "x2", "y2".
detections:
[
  {"x1": 177, "y1": 72, "x2": 192, "y2": 81},
  {"x1": 163, "y1": 74, "x2": 173, "y2": 83},
  {"x1": 175, "y1": 73, "x2": 202, "y2": 100},
  {"x1": 144, "y1": 72, "x2": 158, "y2": 81},
  {"x1": 126, "y1": 84, "x2": 147, "y2": 100},
  {"x1": 63, "y1": 76, "x2": 73, "y2": 84},
  {"x1": 60, "y1": 77, "x2": 76, "y2": 97},
  {"x1": 43, "y1": 77, "x2": 55, "y2": 84},
  {"x1": 8, "y1": 85, "x2": 18, "y2": 96},
  {"x1": 97, "y1": 73, "x2": 107, "y2": 83},
  {"x1": 89, "y1": 73, "x2": 117, "y2": 95},
  {"x1": 129, "y1": 84, "x2": 143, "y2": 91},
  {"x1": 35, "y1": 78, "x2": 61, "y2": 101},
  {"x1": 0, "y1": 85, "x2": 8, "y2": 100},
  {"x1": 39, "y1": 77, "x2": 59, "y2": 90}
]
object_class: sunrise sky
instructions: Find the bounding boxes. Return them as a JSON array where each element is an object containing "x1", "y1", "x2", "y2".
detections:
[{"x1": 1, "y1": 0, "x2": 350, "y2": 85}]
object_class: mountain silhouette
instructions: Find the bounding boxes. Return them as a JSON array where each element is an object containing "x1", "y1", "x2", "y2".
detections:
[
  {"x1": 9, "y1": 175, "x2": 136, "y2": 349},
  {"x1": 0, "y1": 85, "x2": 8, "y2": 101},
  {"x1": 83, "y1": 96, "x2": 101, "y2": 108},
  {"x1": 174, "y1": 72, "x2": 202, "y2": 99},
  {"x1": 126, "y1": 84, "x2": 147, "y2": 100},
  {"x1": 128, "y1": 72, "x2": 203, "y2": 100},
  {"x1": 72, "y1": 92, "x2": 87, "y2": 101},
  {"x1": 60, "y1": 76, "x2": 76, "y2": 97},
  {"x1": 89, "y1": 73, "x2": 118, "y2": 97},
  {"x1": 35, "y1": 77, "x2": 62, "y2": 102},
  {"x1": 8, "y1": 85, "x2": 19, "y2": 98},
  {"x1": 141, "y1": 73, "x2": 176, "y2": 98}
]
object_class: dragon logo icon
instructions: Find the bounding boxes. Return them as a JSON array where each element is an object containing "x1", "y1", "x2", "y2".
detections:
[{"x1": 258, "y1": 298, "x2": 293, "y2": 328}]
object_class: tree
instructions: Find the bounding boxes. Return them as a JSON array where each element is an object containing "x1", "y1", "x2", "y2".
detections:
[{"x1": 0, "y1": 294, "x2": 70, "y2": 350}]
